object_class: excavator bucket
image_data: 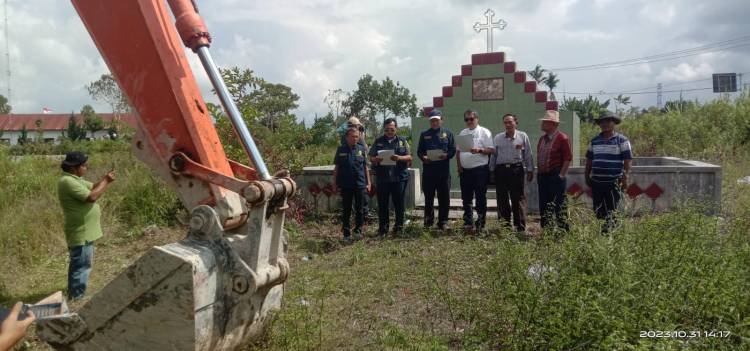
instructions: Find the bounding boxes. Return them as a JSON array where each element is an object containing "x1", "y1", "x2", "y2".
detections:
[
  {"x1": 36, "y1": 0, "x2": 295, "y2": 350},
  {"x1": 37, "y1": 204, "x2": 290, "y2": 351}
]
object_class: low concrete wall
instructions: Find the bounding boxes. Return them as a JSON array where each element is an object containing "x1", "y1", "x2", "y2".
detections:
[
  {"x1": 521, "y1": 157, "x2": 722, "y2": 214},
  {"x1": 295, "y1": 166, "x2": 422, "y2": 212},
  {"x1": 297, "y1": 157, "x2": 722, "y2": 215}
]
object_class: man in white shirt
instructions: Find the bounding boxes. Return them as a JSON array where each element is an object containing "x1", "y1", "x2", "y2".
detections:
[
  {"x1": 492, "y1": 113, "x2": 534, "y2": 233},
  {"x1": 456, "y1": 109, "x2": 494, "y2": 233}
]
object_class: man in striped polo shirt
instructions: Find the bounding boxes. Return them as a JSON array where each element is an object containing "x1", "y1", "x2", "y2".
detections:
[{"x1": 585, "y1": 110, "x2": 632, "y2": 234}]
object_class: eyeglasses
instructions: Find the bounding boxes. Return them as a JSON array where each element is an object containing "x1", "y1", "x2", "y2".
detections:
[
  {"x1": 464, "y1": 117, "x2": 475, "y2": 122},
  {"x1": 384, "y1": 128, "x2": 396, "y2": 132}
]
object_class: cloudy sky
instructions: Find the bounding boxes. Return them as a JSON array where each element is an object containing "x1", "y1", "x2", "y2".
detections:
[{"x1": 2, "y1": 0, "x2": 749, "y2": 124}]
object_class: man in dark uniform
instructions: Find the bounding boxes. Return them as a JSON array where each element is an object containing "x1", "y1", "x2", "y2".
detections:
[
  {"x1": 333, "y1": 128, "x2": 372, "y2": 241},
  {"x1": 337, "y1": 116, "x2": 371, "y2": 218},
  {"x1": 369, "y1": 118, "x2": 412, "y2": 237},
  {"x1": 417, "y1": 109, "x2": 456, "y2": 230}
]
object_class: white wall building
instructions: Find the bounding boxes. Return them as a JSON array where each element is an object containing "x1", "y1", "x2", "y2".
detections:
[{"x1": 0, "y1": 113, "x2": 136, "y2": 145}]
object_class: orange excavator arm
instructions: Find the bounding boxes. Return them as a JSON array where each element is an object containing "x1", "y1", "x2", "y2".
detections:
[
  {"x1": 70, "y1": 0, "x2": 283, "y2": 226},
  {"x1": 35, "y1": 1, "x2": 295, "y2": 350}
]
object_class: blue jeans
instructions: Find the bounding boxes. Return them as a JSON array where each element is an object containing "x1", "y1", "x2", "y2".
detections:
[{"x1": 68, "y1": 241, "x2": 94, "y2": 300}]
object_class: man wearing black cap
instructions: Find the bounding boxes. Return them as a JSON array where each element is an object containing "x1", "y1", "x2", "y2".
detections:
[
  {"x1": 585, "y1": 111, "x2": 632, "y2": 234},
  {"x1": 417, "y1": 109, "x2": 456, "y2": 230},
  {"x1": 57, "y1": 151, "x2": 116, "y2": 300}
]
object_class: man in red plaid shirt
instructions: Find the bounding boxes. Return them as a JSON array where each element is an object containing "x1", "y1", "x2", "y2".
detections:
[{"x1": 536, "y1": 110, "x2": 573, "y2": 232}]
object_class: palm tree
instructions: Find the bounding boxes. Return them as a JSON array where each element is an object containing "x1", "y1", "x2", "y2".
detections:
[
  {"x1": 614, "y1": 94, "x2": 631, "y2": 115},
  {"x1": 528, "y1": 65, "x2": 547, "y2": 84},
  {"x1": 544, "y1": 72, "x2": 560, "y2": 101}
]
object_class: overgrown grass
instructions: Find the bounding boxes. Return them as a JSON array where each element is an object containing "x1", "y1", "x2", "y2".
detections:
[
  {"x1": 3, "y1": 96, "x2": 750, "y2": 349},
  {"x1": 580, "y1": 94, "x2": 750, "y2": 163},
  {"x1": 0, "y1": 143, "x2": 181, "y2": 303},
  {"x1": 246, "y1": 197, "x2": 750, "y2": 350}
]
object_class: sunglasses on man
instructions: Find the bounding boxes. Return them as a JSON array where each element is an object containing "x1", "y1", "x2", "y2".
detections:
[{"x1": 464, "y1": 117, "x2": 475, "y2": 122}]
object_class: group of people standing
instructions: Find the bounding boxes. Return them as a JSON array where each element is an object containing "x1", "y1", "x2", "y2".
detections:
[{"x1": 333, "y1": 108, "x2": 632, "y2": 240}]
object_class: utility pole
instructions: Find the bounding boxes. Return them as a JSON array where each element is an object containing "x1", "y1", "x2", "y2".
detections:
[{"x1": 656, "y1": 83, "x2": 663, "y2": 109}]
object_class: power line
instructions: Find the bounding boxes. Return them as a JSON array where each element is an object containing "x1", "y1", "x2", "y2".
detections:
[
  {"x1": 547, "y1": 34, "x2": 750, "y2": 72},
  {"x1": 559, "y1": 87, "x2": 712, "y2": 96},
  {"x1": 558, "y1": 71, "x2": 750, "y2": 96}
]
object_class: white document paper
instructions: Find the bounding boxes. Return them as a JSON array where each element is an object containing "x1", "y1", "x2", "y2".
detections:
[
  {"x1": 427, "y1": 149, "x2": 447, "y2": 161},
  {"x1": 378, "y1": 149, "x2": 396, "y2": 165},
  {"x1": 455, "y1": 134, "x2": 474, "y2": 151}
]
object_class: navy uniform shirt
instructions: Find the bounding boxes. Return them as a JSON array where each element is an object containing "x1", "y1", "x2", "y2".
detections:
[
  {"x1": 368, "y1": 135, "x2": 410, "y2": 183},
  {"x1": 333, "y1": 143, "x2": 368, "y2": 189},
  {"x1": 417, "y1": 127, "x2": 456, "y2": 176}
]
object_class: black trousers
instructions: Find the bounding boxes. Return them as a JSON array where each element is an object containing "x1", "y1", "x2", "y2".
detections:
[
  {"x1": 341, "y1": 187, "x2": 366, "y2": 237},
  {"x1": 376, "y1": 181, "x2": 408, "y2": 234},
  {"x1": 592, "y1": 180, "x2": 622, "y2": 233},
  {"x1": 494, "y1": 164, "x2": 527, "y2": 231},
  {"x1": 537, "y1": 168, "x2": 569, "y2": 231},
  {"x1": 459, "y1": 166, "x2": 489, "y2": 228},
  {"x1": 422, "y1": 175, "x2": 451, "y2": 227}
]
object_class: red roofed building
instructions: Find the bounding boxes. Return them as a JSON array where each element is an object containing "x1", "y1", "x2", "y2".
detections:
[{"x1": 0, "y1": 113, "x2": 137, "y2": 145}]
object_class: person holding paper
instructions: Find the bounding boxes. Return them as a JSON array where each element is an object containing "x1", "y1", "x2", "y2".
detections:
[
  {"x1": 0, "y1": 302, "x2": 35, "y2": 351},
  {"x1": 333, "y1": 128, "x2": 372, "y2": 242},
  {"x1": 491, "y1": 113, "x2": 534, "y2": 233},
  {"x1": 369, "y1": 118, "x2": 412, "y2": 237},
  {"x1": 416, "y1": 109, "x2": 456, "y2": 230},
  {"x1": 456, "y1": 109, "x2": 494, "y2": 233}
]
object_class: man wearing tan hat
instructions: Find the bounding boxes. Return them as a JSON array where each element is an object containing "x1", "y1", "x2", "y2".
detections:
[
  {"x1": 536, "y1": 110, "x2": 572, "y2": 232},
  {"x1": 339, "y1": 116, "x2": 368, "y2": 149}
]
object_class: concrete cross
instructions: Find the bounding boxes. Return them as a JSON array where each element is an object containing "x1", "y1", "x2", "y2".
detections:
[{"x1": 473, "y1": 9, "x2": 507, "y2": 53}]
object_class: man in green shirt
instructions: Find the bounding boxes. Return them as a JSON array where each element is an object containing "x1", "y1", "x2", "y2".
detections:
[{"x1": 57, "y1": 151, "x2": 115, "y2": 300}]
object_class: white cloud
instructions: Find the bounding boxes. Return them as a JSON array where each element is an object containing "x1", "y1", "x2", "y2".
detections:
[
  {"x1": 639, "y1": 2, "x2": 677, "y2": 26},
  {"x1": 656, "y1": 62, "x2": 714, "y2": 82},
  {"x1": 2, "y1": 0, "x2": 748, "y2": 119}
]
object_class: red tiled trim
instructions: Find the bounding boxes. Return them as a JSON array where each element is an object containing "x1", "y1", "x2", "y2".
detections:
[
  {"x1": 451, "y1": 75, "x2": 462, "y2": 87},
  {"x1": 433, "y1": 97, "x2": 444, "y2": 108},
  {"x1": 535, "y1": 91, "x2": 548, "y2": 102},
  {"x1": 442, "y1": 86, "x2": 453, "y2": 97},
  {"x1": 471, "y1": 52, "x2": 504, "y2": 65},
  {"x1": 524, "y1": 81, "x2": 537, "y2": 93},
  {"x1": 422, "y1": 52, "x2": 558, "y2": 116}
]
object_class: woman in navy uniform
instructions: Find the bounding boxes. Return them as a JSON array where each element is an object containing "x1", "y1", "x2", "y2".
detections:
[
  {"x1": 333, "y1": 128, "x2": 372, "y2": 241},
  {"x1": 416, "y1": 109, "x2": 456, "y2": 230},
  {"x1": 369, "y1": 118, "x2": 412, "y2": 237}
]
